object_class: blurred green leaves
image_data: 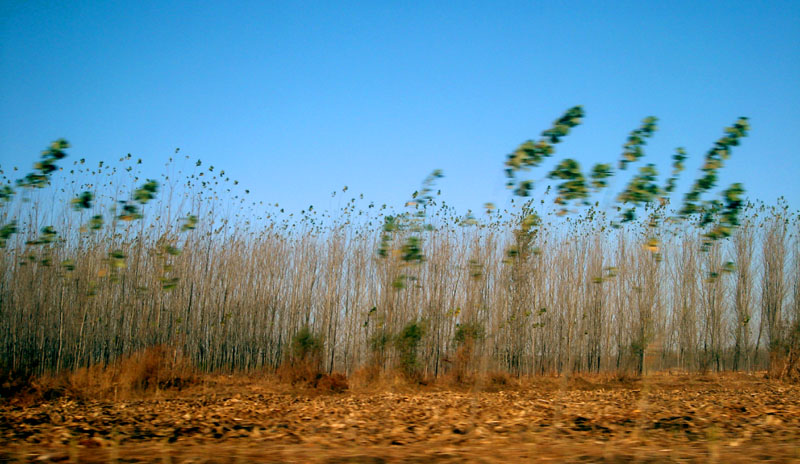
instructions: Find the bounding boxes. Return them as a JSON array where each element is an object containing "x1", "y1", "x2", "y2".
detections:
[
  {"x1": 17, "y1": 139, "x2": 69, "y2": 189},
  {"x1": 26, "y1": 226, "x2": 58, "y2": 246},
  {"x1": 0, "y1": 186, "x2": 14, "y2": 203},
  {"x1": 400, "y1": 235, "x2": 423, "y2": 263},
  {"x1": 0, "y1": 221, "x2": 17, "y2": 248},
  {"x1": 703, "y1": 183, "x2": 746, "y2": 242},
  {"x1": 590, "y1": 163, "x2": 613, "y2": 191},
  {"x1": 500, "y1": 108, "x2": 750, "y2": 249},
  {"x1": 60, "y1": 259, "x2": 75, "y2": 272},
  {"x1": 117, "y1": 202, "x2": 142, "y2": 221},
  {"x1": 89, "y1": 215, "x2": 104, "y2": 231},
  {"x1": 117, "y1": 179, "x2": 159, "y2": 221},
  {"x1": 133, "y1": 179, "x2": 158, "y2": 204},
  {"x1": 165, "y1": 245, "x2": 182, "y2": 256},
  {"x1": 506, "y1": 208, "x2": 541, "y2": 263},
  {"x1": 678, "y1": 118, "x2": 750, "y2": 246},
  {"x1": 620, "y1": 116, "x2": 657, "y2": 170},
  {"x1": 377, "y1": 170, "x2": 443, "y2": 292},
  {"x1": 680, "y1": 118, "x2": 749, "y2": 217},
  {"x1": 71, "y1": 191, "x2": 94, "y2": 211},
  {"x1": 181, "y1": 214, "x2": 198, "y2": 232},
  {"x1": 454, "y1": 321, "x2": 484, "y2": 345},
  {"x1": 617, "y1": 164, "x2": 660, "y2": 222},
  {"x1": 505, "y1": 106, "x2": 584, "y2": 196},
  {"x1": 548, "y1": 158, "x2": 589, "y2": 207},
  {"x1": 377, "y1": 215, "x2": 398, "y2": 258},
  {"x1": 108, "y1": 249, "x2": 126, "y2": 268},
  {"x1": 663, "y1": 148, "x2": 687, "y2": 195}
]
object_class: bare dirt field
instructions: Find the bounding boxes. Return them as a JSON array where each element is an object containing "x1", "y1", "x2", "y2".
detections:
[{"x1": 1, "y1": 372, "x2": 798, "y2": 463}]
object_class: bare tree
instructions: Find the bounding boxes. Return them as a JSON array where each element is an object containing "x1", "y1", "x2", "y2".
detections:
[
  {"x1": 760, "y1": 213, "x2": 787, "y2": 368},
  {"x1": 732, "y1": 220, "x2": 755, "y2": 370}
]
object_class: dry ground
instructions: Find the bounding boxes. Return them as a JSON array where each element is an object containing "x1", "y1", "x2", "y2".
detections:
[{"x1": 1, "y1": 372, "x2": 799, "y2": 463}]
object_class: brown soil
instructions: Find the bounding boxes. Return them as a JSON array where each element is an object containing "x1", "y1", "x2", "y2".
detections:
[{"x1": 1, "y1": 372, "x2": 798, "y2": 463}]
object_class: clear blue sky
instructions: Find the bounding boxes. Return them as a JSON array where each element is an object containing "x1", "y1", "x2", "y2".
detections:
[{"x1": 2, "y1": 1, "x2": 798, "y2": 217}]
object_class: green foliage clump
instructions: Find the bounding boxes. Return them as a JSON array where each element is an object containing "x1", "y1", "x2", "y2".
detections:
[
  {"x1": 505, "y1": 106, "x2": 584, "y2": 196},
  {"x1": 663, "y1": 147, "x2": 687, "y2": 195},
  {"x1": 454, "y1": 321, "x2": 484, "y2": 345},
  {"x1": 506, "y1": 208, "x2": 541, "y2": 261},
  {"x1": 279, "y1": 326, "x2": 326, "y2": 386},
  {"x1": 619, "y1": 116, "x2": 658, "y2": 170},
  {"x1": 548, "y1": 158, "x2": 589, "y2": 207},
  {"x1": 133, "y1": 179, "x2": 159, "y2": 204},
  {"x1": 681, "y1": 118, "x2": 749, "y2": 212},
  {"x1": 617, "y1": 163, "x2": 661, "y2": 222},
  {"x1": 590, "y1": 163, "x2": 613, "y2": 191},
  {"x1": 0, "y1": 186, "x2": 14, "y2": 203},
  {"x1": 17, "y1": 139, "x2": 69, "y2": 189},
  {"x1": 395, "y1": 320, "x2": 426, "y2": 378},
  {"x1": 400, "y1": 235, "x2": 423, "y2": 263},
  {"x1": 0, "y1": 221, "x2": 17, "y2": 248},
  {"x1": 291, "y1": 326, "x2": 323, "y2": 363},
  {"x1": 679, "y1": 117, "x2": 750, "y2": 242},
  {"x1": 88, "y1": 214, "x2": 104, "y2": 231},
  {"x1": 71, "y1": 191, "x2": 93, "y2": 211},
  {"x1": 117, "y1": 180, "x2": 159, "y2": 221}
]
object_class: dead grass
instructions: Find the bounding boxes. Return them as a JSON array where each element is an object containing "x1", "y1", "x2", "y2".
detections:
[
  {"x1": 348, "y1": 367, "x2": 427, "y2": 393},
  {"x1": 276, "y1": 358, "x2": 349, "y2": 394},
  {"x1": 2, "y1": 345, "x2": 197, "y2": 404},
  {"x1": 9, "y1": 351, "x2": 793, "y2": 408}
]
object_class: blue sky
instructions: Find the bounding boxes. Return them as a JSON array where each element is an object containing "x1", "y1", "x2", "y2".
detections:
[{"x1": 1, "y1": 1, "x2": 798, "y2": 217}]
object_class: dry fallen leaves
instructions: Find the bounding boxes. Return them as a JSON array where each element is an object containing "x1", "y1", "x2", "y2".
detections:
[{"x1": 1, "y1": 372, "x2": 798, "y2": 463}]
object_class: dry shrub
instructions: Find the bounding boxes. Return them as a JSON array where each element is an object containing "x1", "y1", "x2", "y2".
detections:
[
  {"x1": 480, "y1": 371, "x2": 516, "y2": 392},
  {"x1": 568, "y1": 375, "x2": 598, "y2": 391},
  {"x1": 349, "y1": 364, "x2": 383, "y2": 389},
  {"x1": 349, "y1": 366, "x2": 427, "y2": 392},
  {"x1": 114, "y1": 345, "x2": 195, "y2": 393},
  {"x1": 314, "y1": 373, "x2": 349, "y2": 393},
  {"x1": 609, "y1": 370, "x2": 641, "y2": 384},
  {"x1": 278, "y1": 326, "x2": 327, "y2": 388},
  {"x1": 277, "y1": 364, "x2": 349, "y2": 393},
  {"x1": 442, "y1": 322, "x2": 484, "y2": 387},
  {"x1": 0, "y1": 368, "x2": 36, "y2": 401},
  {"x1": 277, "y1": 359, "x2": 321, "y2": 386},
  {"x1": 446, "y1": 345, "x2": 477, "y2": 386},
  {"x1": 5, "y1": 345, "x2": 195, "y2": 403},
  {"x1": 35, "y1": 364, "x2": 108, "y2": 401}
]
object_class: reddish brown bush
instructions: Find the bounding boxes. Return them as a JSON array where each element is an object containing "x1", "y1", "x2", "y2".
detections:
[{"x1": 315, "y1": 373, "x2": 349, "y2": 393}]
